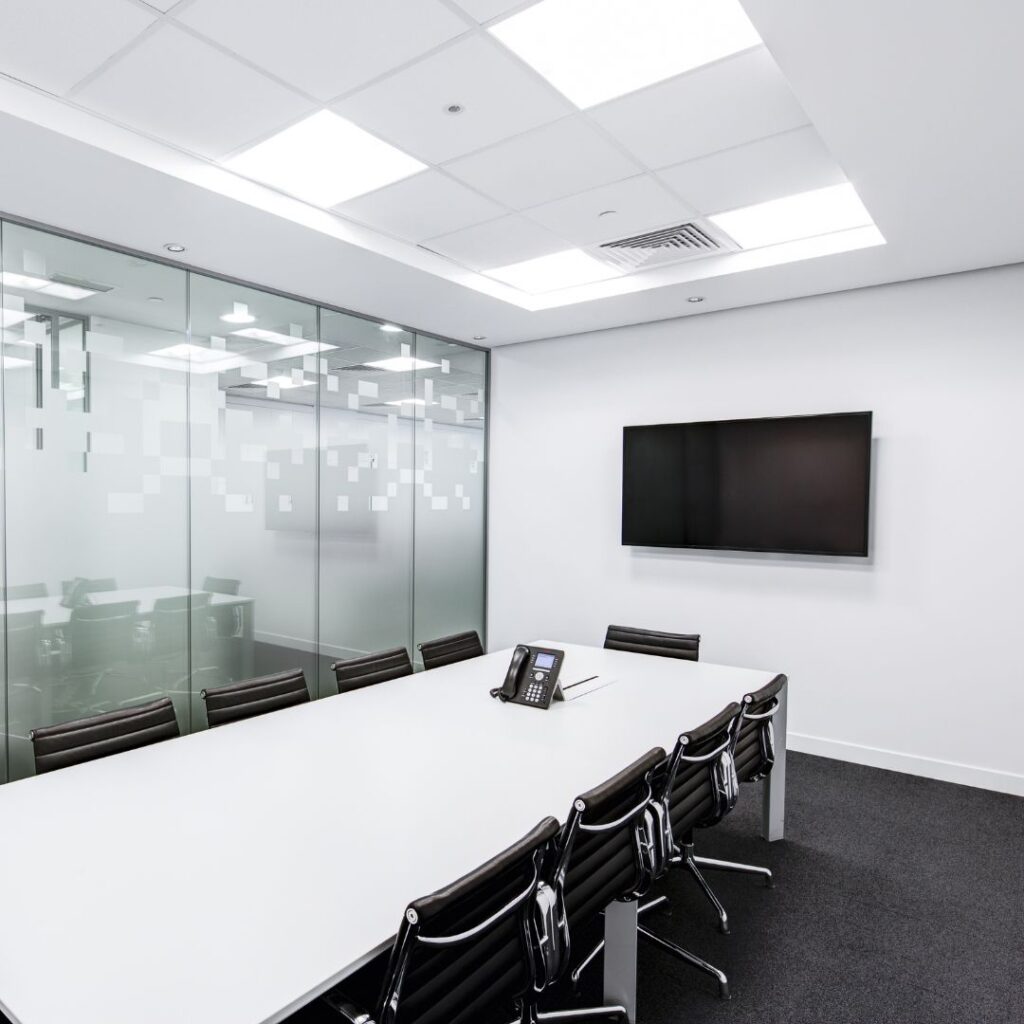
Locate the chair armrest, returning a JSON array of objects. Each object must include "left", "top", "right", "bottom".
[{"left": 321, "top": 992, "right": 375, "bottom": 1023}]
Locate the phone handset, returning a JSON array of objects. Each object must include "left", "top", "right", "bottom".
[{"left": 491, "top": 645, "right": 529, "bottom": 702}]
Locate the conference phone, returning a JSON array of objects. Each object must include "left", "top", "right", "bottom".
[{"left": 492, "top": 645, "right": 565, "bottom": 709}]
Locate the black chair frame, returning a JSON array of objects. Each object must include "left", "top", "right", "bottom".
[{"left": 417, "top": 630, "right": 484, "bottom": 671}]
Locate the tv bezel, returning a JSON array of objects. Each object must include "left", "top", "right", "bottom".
[{"left": 621, "top": 410, "right": 873, "bottom": 557}]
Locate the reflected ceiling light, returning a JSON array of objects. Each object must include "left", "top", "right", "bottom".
[
  {"left": 490, "top": 0, "right": 762, "bottom": 108},
  {"left": 365, "top": 356, "right": 440, "bottom": 372},
  {"left": 38, "top": 281, "right": 98, "bottom": 300},
  {"left": 386, "top": 397, "right": 428, "bottom": 406},
  {"left": 0, "top": 271, "right": 49, "bottom": 290},
  {"left": 379, "top": 323, "right": 404, "bottom": 333},
  {"left": 150, "top": 343, "right": 232, "bottom": 364},
  {"left": 709, "top": 183, "right": 874, "bottom": 249},
  {"left": 225, "top": 110, "right": 426, "bottom": 207},
  {"left": 687, "top": 296, "right": 705, "bottom": 303},
  {"left": 2, "top": 355, "right": 34, "bottom": 369},
  {"left": 1, "top": 308, "right": 33, "bottom": 328},
  {"left": 231, "top": 327, "right": 306, "bottom": 345},
  {"left": 485, "top": 249, "right": 621, "bottom": 293},
  {"left": 253, "top": 375, "right": 312, "bottom": 390},
  {"left": 221, "top": 302, "right": 256, "bottom": 324},
  {"left": 163, "top": 243, "right": 186, "bottom": 253},
  {"left": 0, "top": 272, "right": 98, "bottom": 300}
]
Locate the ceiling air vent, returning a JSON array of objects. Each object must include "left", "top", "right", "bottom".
[{"left": 592, "top": 221, "right": 736, "bottom": 273}]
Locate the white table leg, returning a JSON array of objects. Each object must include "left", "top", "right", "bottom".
[
  {"left": 762, "top": 683, "right": 788, "bottom": 841},
  {"left": 603, "top": 900, "right": 638, "bottom": 1022}
]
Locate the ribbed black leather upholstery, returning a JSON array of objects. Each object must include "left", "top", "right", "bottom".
[
  {"left": 666, "top": 703, "right": 741, "bottom": 841},
  {"left": 342, "top": 817, "right": 559, "bottom": 1024},
  {"left": 332, "top": 646, "right": 413, "bottom": 694},
  {"left": 202, "top": 668, "right": 309, "bottom": 728},
  {"left": 418, "top": 630, "right": 484, "bottom": 671},
  {"left": 30, "top": 697, "right": 180, "bottom": 775},
  {"left": 604, "top": 624, "right": 700, "bottom": 662},
  {"left": 561, "top": 748, "right": 666, "bottom": 931},
  {"left": 735, "top": 674, "right": 787, "bottom": 783}
]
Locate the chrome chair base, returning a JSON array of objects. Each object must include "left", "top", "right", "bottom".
[
  {"left": 693, "top": 853, "right": 774, "bottom": 888},
  {"left": 638, "top": 925, "right": 730, "bottom": 1000},
  {"left": 520, "top": 1006, "right": 628, "bottom": 1023}
]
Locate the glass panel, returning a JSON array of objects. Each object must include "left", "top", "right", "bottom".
[
  {"left": 1, "top": 223, "right": 188, "bottom": 778},
  {"left": 187, "top": 276, "right": 318, "bottom": 725},
  {"left": 317, "top": 312, "right": 414, "bottom": 693},
  {"left": 412, "top": 336, "right": 487, "bottom": 665}
]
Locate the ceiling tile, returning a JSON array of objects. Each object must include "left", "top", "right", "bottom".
[
  {"left": 425, "top": 214, "right": 566, "bottom": 270},
  {"left": 334, "top": 171, "right": 505, "bottom": 242},
  {"left": 177, "top": 0, "right": 468, "bottom": 101},
  {"left": 443, "top": 116, "right": 641, "bottom": 209},
  {"left": 590, "top": 48, "right": 809, "bottom": 170},
  {"left": 659, "top": 126, "right": 848, "bottom": 215},
  {"left": 524, "top": 174, "right": 695, "bottom": 247},
  {"left": 447, "top": 0, "right": 529, "bottom": 23},
  {"left": 335, "top": 35, "right": 572, "bottom": 164},
  {"left": 74, "top": 25, "right": 315, "bottom": 158},
  {"left": 0, "top": 0, "right": 156, "bottom": 96}
]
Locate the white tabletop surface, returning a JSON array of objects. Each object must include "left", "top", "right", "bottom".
[{"left": 0, "top": 642, "right": 777, "bottom": 1024}]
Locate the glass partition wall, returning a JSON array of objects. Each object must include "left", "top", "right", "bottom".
[{"left": 0, "top": 218, "right": 487, "bottom": 779}]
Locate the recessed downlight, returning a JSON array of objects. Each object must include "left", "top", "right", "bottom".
[
  {"left": 473, "top": 335, "right": 486, "bottom": 341},
  {"left": 163, "top": 243, "right": 186, "bottom": 253},
  {"left": 445, "top": 104, "right": 465, "bottom": 115},
  {"left": 688, "top": 296, "right": 705, "bottom": 303},
  {"left": 221, "top": 302, "right": 256, "bottom": 325}
]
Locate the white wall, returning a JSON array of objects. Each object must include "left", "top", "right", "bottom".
[{"left": 488, "top": 265, "right": 1024, "bottom": 795}]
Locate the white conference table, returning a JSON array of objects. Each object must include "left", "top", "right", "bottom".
[{"left": 0, "top": 641, "right": 786, "bottom": 1024}]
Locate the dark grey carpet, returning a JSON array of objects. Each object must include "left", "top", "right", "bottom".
[{"left": 296, "top": 752, "right": 1024, "bottom": 1024}]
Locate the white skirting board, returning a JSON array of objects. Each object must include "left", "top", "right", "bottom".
[{"left": 789, "top": 732, "right": 1024, "bottom": 797}]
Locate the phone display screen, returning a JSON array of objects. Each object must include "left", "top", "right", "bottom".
[{"left": 535, "top": 652, "right": 556, "bottom": 670}]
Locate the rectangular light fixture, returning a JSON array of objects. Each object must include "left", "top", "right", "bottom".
[
  {"left": 386, "top": 397, "right": 428, "bottom": 406},
  {"left": 709, "top": 183, "right": 874, "bottom": 249},
  {"left": 225, "top": 110, "right": 426, "bottom": 207},
  {"left": 39, "top": 281, "right": 97, "bottom": 300},
  {"left": 254, "top": 375, "right": 312, "bottom": 390},
  {"left": 1, "top": 308, "right": 33, "bottom": 328},
  {"left": 365, "top": 356, "right": 440, "bottom": 372},
  {"left": 0, "top": 271, "right": 49, "bottom": 290},
  {"left": 231, "top": 327, "right": 306, "bottom": 345},
  {"left": 490, "top": 0, "right": 762, "bottom": 108},
  {"left": 0, "top": 271, "right": 101, "bottom": 300},
  {"left": 151, "top": 343, "right": 232, "bottom": 364},
  {"left": 485, "top": 249, "right": 621, "bottom": 293},
  {"left": 3, "top": 355, "right": 34, "bottom": 369}
]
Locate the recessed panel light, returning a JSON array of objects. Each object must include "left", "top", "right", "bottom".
[
  {"left": 3, "top": 355, "right": 34, "bottom": 369},
  {"left": 232, "top": 327, "right": 306, "bottom": 345},
  {"left": 254, "top": 375, "right": 312, "bottom": 390},
  {"left": 0, "top": 271, "right": 49, "bottom": 290},
  {"left": 485, "top": 249, "right": 621, "bottom": 293},
  {"left": 221, "top": 302, "right": 256, "bottom": 324},
  {"left": 38, "top": 282, "right": 98, "bottom": 300},
  {"left": 490, "top": 0, "right": 762, "bottom": 108},
  {"left": 151, "top": 343, "right": 232, "bottom": 364},
  {"left": 225, "top": 110, "right": 426, "bottom": 207},
  {"left": 386, "top": 397, "right": 428, "bottom": 406},
  {"left": 1, "top": 308, "right": 33, "bottom": 328},
  {"left": 365, "top": 356, "right": 440, "bottom": 372},
  {"left": 379, "top": 324, "right": 404, "bottom": 333},
  {"left": 709, "top": 183, "right": 874, "bottom": 249}
]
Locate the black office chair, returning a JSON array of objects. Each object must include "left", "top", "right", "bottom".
[
  {"left": 604, "top": 624, "right": 700, "bottom": 661},
  {"left": 332, "top": 646, "right": 413, "bottom": 694},
  {"left": 532, "top": 748, "right": 666, "bottom": 1020},
  {"left": 418, "top": 630, "right": 484, "bottom": 671},
  {"left": 687, "top": 675, "right": 788, "bottom": 892},
  {"left": 30, "top": 696, "right": 180, "bottom": 775},
  {"left": 568, "top": 707, "right": 742, "bottom": 998},
  {"left": 202, "top": 576, "right": 241, "bottom": 595},
  {"left": 202, "top": 667, "right": 310, "bottom": 728},
  {"left": 323, "top": 816, "right": 562, "bottom": 1024},
  {"left": 1, "top": 582, "right": 48, "bottom": 600}
]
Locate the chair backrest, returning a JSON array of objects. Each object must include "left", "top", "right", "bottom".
[
  {"left": 151, "top": 594, "right": 211, "bottom": 654},
  {"left": 734, "top": 674, "right": 787, "bottom": 784},
  {"left": 372, "top": 816, "right": 559, "bottom": 1024},
  {"left": 604, "top": 624, "right": 700, "bottom": 661},
  {"left": 656, "top": 703, "right": 742, "bottom": 853},
  {"left": 332, "top": 647, "right": 413, "bottom": 694},
  {"left": 417, "top": 630, "right": 484, "bottom": 671},
  {"left": 30, "top": 697, "right": 180, "bottom": 775},
  {"left": 201, "top": 667, "right": 309, "bottom": 728},
  {"left": 5, "top": 610, "right": 44, "bottom": 678},
  {"left": 1, "top": 582, "right": 48, "bottom": 601},
  {"left": 550, "top": 748, "right": 666, "bottom": 939},
  {"left": 202, "top": 576, "right": 240, "bottom": 595},
  {"left": 69, "top": 601, "right": 139, "bottom": 670}
]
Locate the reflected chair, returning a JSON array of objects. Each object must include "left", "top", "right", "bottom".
[
  {"left": 30, "top": 696, "right": 180, "bottom": 774},
  {"left": 5, "top": 610, "right": 47, "bottom": 732},
  {"left": 59, "top": 600, "right": 140, "bottom": 715},
  {"left": 202, "top": 576, "right": 241, "bottom": 595},
  {"left": 332, "top": 646, "right": 414, "bottom": 694},
  {"left": 1, "top": 582, "right": 48, "bottom": 601},
  {"left": 418, "top": 630, "right": 484, "bottom": 671},
  {"left": 61, "top": 577, "right": 118, "bottom": 599},
  {"left": 534, "top": 748, "right": 666, "bottom": 1020},
  {"left": 202, "top": 667, "right": 309, "bottom": 728},
  {"left": 603, "top": 625, "right": 700, "bottom": 662},
  {"left": 323, "top": 816, "right": 563, "bottom": 1024},
  {"left": 145, "top": 594, "right": 221, "bottom": 697}
]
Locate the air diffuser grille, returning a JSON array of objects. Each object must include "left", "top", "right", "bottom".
[{"left": 594, "top": 221, "right": 734, "bottom": 272}]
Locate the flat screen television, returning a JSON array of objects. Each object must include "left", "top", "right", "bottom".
[{"left": 622, "top": 412, "right": 872, "bottom": 556}]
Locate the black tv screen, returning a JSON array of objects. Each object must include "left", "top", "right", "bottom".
[{"left": 622, "top": 412, "right": 872, "bottom": 556}]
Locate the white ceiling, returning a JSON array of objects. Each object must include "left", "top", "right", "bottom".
[{"left": 0, "top": 0, "right": 1022, "bottom": 346}]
